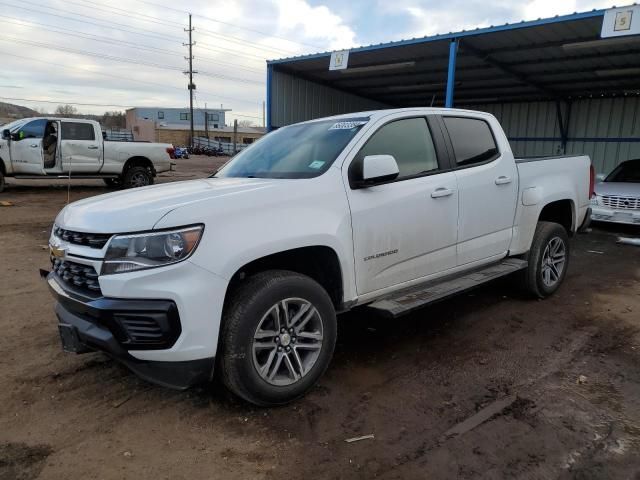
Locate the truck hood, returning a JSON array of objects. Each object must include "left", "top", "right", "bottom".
[
  {"left": 56, "top": 177, "right": 276, "bottom": 233},
  {"left": 594, "top": 181, "right": 640, "bottom": 197}
]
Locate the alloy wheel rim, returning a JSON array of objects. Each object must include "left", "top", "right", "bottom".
[
  {"left": 541, "top": 236, "right": 566, "bottom": 287},
  {"left": 252, "top": 298, "right": 324, "bottom": 386},
  {"left": 130, "top": 172, "right": 148, "bottom": 187}
]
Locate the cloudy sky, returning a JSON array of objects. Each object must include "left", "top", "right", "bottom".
[{"left": 0, "top": 0, "right": 619, "bottom": 123}]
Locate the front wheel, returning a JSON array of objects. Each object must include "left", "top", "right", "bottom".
[
  {"left": 521, "top": 221, "right": 570, "bottom": 298},
  {"left": 0, "top": 169, "right": 5, "bottom": 193},
  {"left": 122, "top": 166, "right": 153, "bottom": 189},
  {"left": 219, "top": 270, "right": 337, "bottom": 406}
]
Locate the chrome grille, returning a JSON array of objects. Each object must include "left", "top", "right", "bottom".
[
  {"left": 51, "top": 257, "right": 102, "bottom": 295},
  {"left": 53, "top": 226, "right": 112, "bottom": 249},
  {"left": 601, "top": 195, "right": 640, "bottom": 210}
]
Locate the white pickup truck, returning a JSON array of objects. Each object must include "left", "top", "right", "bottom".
[
  {"left": 0, "top": 117, "right": 175, "bottom": 192},
  {"left": 45, "top": 108, "right": 593, "bottom": 406}
]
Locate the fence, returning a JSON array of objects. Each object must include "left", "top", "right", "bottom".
[
  {"left": 193, "top": 137, "right": 250, "bottom": 155},
  {"left": 103, "top": 129, "right": 134, "bottom": 142}
]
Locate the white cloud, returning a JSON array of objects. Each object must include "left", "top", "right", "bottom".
[
  {"left": 274, "top": 0, "right": 357, "bottom": 50},
  {"left": 388, "top": 0, "right": 616, "bottom": 39}
]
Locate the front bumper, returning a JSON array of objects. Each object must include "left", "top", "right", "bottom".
[
  {"left": 591, "top": 206, "right": 640, "bottom": 225},
  {"left": 47, "top": 273, "right": 215, "bottom": 389}
]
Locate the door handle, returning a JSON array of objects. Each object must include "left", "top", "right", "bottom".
[
  {"left": 30, "top": 144, "right": 38, "bottom": 148},
  {"left": 87, "top": 145, "right": 99, "bottom": 150},
  {"left": 495, "top": 176, "right": 512, "bottom": 185},
  {"left": 431, "top": 187, "right": 454, "bottom": 198}
]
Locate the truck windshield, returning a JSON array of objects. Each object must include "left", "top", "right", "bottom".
[
  {"left": 215, "top": 118, "right": 368, "bottom": 179},
  {"left": 605, "top": 159, "right": 640, "bottom": 183},
  {"left": 1, "top": 119, "right": 27, "bottom": 132}
]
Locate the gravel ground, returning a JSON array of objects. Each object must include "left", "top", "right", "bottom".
[{"left": 1, "top": 156, "right": 639, "bottom": 480}]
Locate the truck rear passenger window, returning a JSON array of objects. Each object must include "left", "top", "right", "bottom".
[
  {"left": 443, "top": 117, "right": 498, "bottom": 166},
  {"left": 356, "top": 118, "right": 439, "bottom": 180},
  {"left": 61, "top": 123, "right": 95, "bottom": 141}
]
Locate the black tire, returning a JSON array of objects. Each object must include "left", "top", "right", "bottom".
[
  {"left": 0, "top": 169, "right": 5, "bottom": 193},
  {"left": 103, "top": 178, "right": 121, "bottom": 188},
  {"left": 122, "top": 166, "right": 153, "bottom": 189},
  {"left": 219, "top": 270, "right": 337, "bottom": 406},
  {"left": 521, "top": 221, "right": 570, "bottom": 298}
]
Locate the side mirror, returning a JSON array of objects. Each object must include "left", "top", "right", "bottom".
[
  {"left": 1, "top": 129, "right": 9, "bottom": 140},
  {"left": 595, "top": 173, "right": 606, "bottom": 182},
  {"left": 358, "top": 154, "right": 399, "bottom": 187}
]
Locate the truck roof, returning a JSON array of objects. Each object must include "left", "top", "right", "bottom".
[
  {"left": 297, "top": 107, "right": 495, "bottom": 125},
  {"left": 11, "top": 117, "right": 97, "bottom": 124}
]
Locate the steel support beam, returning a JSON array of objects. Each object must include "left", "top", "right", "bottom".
[
  {"left": 461, "top": 41, "right": 557, "bottom": 98},
  {"left": 555, "top": 100, "right": 572, "bottom": 154},
  {"left": 445, "top": 39, "right": 458, "bottom": 108},
  {"left": 266, "top": 64, "right": 273, "bottom": 132}
]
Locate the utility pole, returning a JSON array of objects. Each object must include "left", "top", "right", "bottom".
[
  {"left": 204, "top": 102, "right": 209, "bottom": 144},
  {"left": 233, "top": 119, "right": 238, "bottom": 155},
  {"left": 184, "top": 14, "right": 197, "bottom": 147}
]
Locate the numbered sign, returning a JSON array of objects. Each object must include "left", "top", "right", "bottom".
[
  {"left": 602, "top": 6, "right": 639, "bottom": 38},
  {"left": 329, "top": 50, "right": 350, "bottom": 71}
]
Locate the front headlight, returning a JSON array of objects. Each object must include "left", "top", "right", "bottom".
[
  {"left": 590, "top": 195, "right": 601, "bottom": 206},
  {"left": 102, "top": 225, "right": 204, "bottom": 275}
]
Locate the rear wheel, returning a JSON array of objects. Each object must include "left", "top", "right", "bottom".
[
  {"left": 122, "top": 166, "right": 153, "bottom": 189},
  {"left": 219, "top": 270, "right": 337, "bottom": 406},
  {"left": 0, "top": 169, "right": 5, "bottom": 193},
  {"left": 521, "top": 221, "right": 570, "bottom": 298}
]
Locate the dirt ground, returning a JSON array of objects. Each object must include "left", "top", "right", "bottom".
[{"left": 1, "top": 156, "right": 639, "bottom": 480}]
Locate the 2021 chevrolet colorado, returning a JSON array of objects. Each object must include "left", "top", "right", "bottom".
[
  {"left": 0, "top": 117, "right": 174, "bottom": 192},
  {"left": 46, "top": 108, "right": 593, "bottom": 406}
]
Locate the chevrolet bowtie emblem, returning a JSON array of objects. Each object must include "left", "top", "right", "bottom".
[{"left": 50, "top": 244, "right": 67, "bottom": 258}]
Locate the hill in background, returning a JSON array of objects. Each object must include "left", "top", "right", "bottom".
[
  {"left": 0, "top": 102, "right": 39, "bottom": 121},
  {"left": 0, "top": 102, "right": 125, "bottom": 129}
]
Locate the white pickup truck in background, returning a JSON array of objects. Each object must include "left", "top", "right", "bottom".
[
  {"left": 0, "top": 117, "right": 175, "bottom": 192},
  {"left": 45, "top": 108, "right": 593, "bottom": 406}
]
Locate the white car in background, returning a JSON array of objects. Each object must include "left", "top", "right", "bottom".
[{"left": 591, "top": 159, "right": 640, "bottom": 226}]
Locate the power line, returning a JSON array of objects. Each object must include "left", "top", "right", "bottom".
[
  {"left": 0, "top": 0, "right": 181, "bottom": 42},
  {"left": 0, "top": 96, "right": 264, "bottom": 119},
  {"left": 69, "top": 0, "right": 299, "bottom": 56},
  {"left": 0, "top": 13, "right": 265, "bottom": 74},
  {"left": 131, "top": 0, "right": 322, "bottom": 51},
  {"left": 0, "top": 34, "right": 264, "bottom": 85},
  {"left": 0, "top": 0, "right": 271, "bottom": 63},
  {"left": 0, "top": 96, "right": 135, "bottom": 108},
  {"left": 0, "top": 35, "right": 181, "bottom": 71},
  {"left": 0, "top": 48, "right": 264, "bottom": 107}
]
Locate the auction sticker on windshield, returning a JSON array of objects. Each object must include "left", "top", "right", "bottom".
[
  {"left": 329, "top": 121, "right": 368, "bottom": 130},
  {"left": 308, "top": 160, "right": 326, "bottom": 169}
]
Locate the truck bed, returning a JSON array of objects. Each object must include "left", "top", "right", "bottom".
[{"left": 515, "top": 155, "right": 586, "bottom": 163}]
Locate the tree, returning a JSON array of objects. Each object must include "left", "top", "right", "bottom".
[
  {"left": 237, "top": 120, "right": 255, "bottom": 128},
  {"left": 54, "top": 104, "right": 78, "bottom": 116},
  {"left": 101, "top": 111, "right": 126, "bottom": 129}
]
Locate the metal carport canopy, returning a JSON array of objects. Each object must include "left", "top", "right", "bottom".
[{"left": 266, "top": 6, "right": 640, "bottom": 122}]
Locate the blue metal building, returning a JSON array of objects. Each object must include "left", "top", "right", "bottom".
[{"left": 266, "top": 5, "right": 640, "bottom": 174}]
